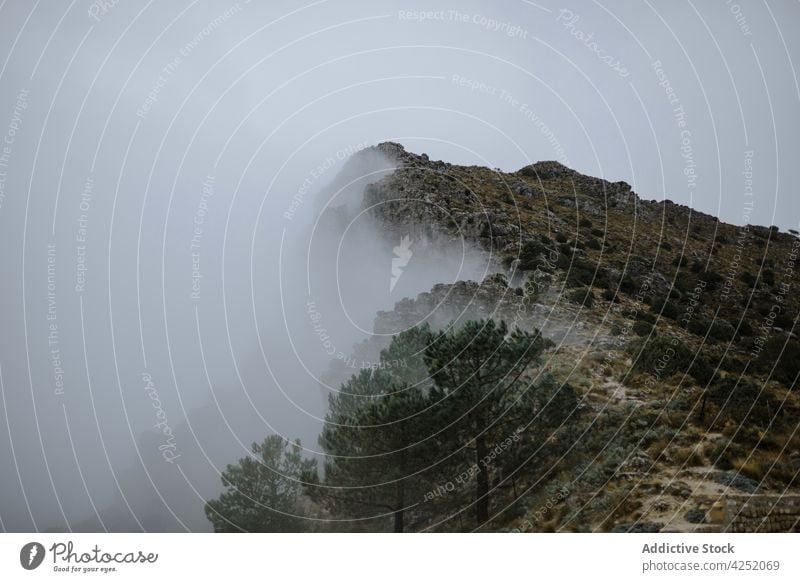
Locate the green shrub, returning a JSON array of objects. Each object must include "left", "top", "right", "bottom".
[
  {"left": 709, "top": 319, "right": 736, "bottom": 342},
  {"left": 739, "top": 271, "right": 757, "bottom": 287},
  {"left": 633, "top": 336, "right": 712, "bottom": 385},
  {"left": 579, "top": 217, "right": 593, "bottom": 228},
  {"left": 704, "top": 270, "right": 724, "bottom": 290},
  {"left": 736, "top": 319, "right": 753, "bottom": 337},
  {"left": 673, "top": 255, "right": 688, "bottom": 267},
  {"left": 518, "top": 239, "right": 557, "bottom": 271},
  {"left": 687, "top": 317, "right": 709, "bottom": 337},
  {"left": 586, "top": 238, "right": 602, "bottom": 250},
  {"left": 638, "top": 311, "right": 656, "bottom": 324},
  {"left": 567, "top": 287, "right": 594, "bottom": 308},
  {"left": 674, "top": 273, "right": 692, "bottom": 292},
  {"left": 720, "top": 355, "right": 746, "bottom": 375},
  {"left": 709, "top": 377, "right": 778, "bottom": 428},
  {"left": 564, "top": 258, "right": 603, "bottom": 288},
  {"left": 755, "top": 300, "right": 773, "bottom": 316},
  {"left": 651, "top": 296, "right": 679, "bottom": 319},
  {"left": 754, "top": 336, "right": 800, "bottom": 386},
  {"left": 774, "top": 311, "right": 794, "bottom": 330},
  {"left": 619, "top": 276, "right": 636, "bottom": 294},
  {"left": 633, "top": 320, "right": 653, "bottom": 336}
]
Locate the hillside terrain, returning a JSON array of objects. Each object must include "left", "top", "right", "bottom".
[
  {"left": 333, "top": 143, "right": 800, "bottom": 532},
  {"left": 209, "top": 142, "right": 800, "bottom": 533}
]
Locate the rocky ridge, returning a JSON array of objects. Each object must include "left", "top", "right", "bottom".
[{"left": 320, "top": 141, "right": 800, "bottom": 532}]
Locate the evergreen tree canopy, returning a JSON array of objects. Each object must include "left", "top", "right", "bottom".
[
  {"left": 205, "top": 435, "right": 315, "bottom": 532},
  {"left": 423, "top": 319, "right": 556, "bottom": 526},
  {"left": 314, "top": 368, "right": 438, "bottom": 532}
]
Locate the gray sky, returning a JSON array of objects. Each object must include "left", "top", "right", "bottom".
[{"left": 0, "top": 0, "right": 798, "bottom": 532}]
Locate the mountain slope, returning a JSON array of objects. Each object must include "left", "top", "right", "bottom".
[{"left": 318, "top": 142, "right": 800, "bottom": 532}]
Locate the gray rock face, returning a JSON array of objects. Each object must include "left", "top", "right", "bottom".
[
  {"left": 363, "top": 162, "right": 500, "bottom": 249},
  {"left": 352, "top": 144, "right": 640, "bottom": 260},
  {"left": 373, "top": 274, "right": 521, "bottom": 335},
  {"left": 373, "top": 274, "right": 614, "bottom": 349},
  {"left": 519, "top": 161, "right": 634, "bottom": 206},
  {"left": 316, "top": 143, "right": 622, "bottom": 386}
]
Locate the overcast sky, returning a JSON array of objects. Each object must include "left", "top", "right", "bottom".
[{"left": 0, "top": 0, "right": 798, "bottom": 532}]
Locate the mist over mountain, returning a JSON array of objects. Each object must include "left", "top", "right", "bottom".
[{"left": 0, "top": 1, "right": 798, "bottom": 536}]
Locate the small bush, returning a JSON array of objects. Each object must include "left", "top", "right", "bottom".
[
  {"left": 720, "top": 355, "right": 746, "bottom": 375},
  {"left": 739, "top": 271, "right": 757, "bottom": 287},
  {"left": 564, "top": 258, "right": 608, "bottom": 288},
  {"left": 586, "top": 238, "right": 602, "bottom": 250},
  {"left": 736, "top": 319, "right": 753, "bottom": 337},
  {"left": 708, "top": 319, "right": 736, "bottom": 342},
  {"left": 685, "top": 509, "right": 706, "bottom": 524},
  {"left": 704, "top": 270, "right": 724, "bottom": 290},
  {"left": 619, "top": 276, "right": 636, "bottom": 294},
  {"left": 633, "top": 320, "right": 653, "bottom": 336},
  {"left": 754, "top": 336, "right": 800, "bottom": 385},
  {"left": 674, "top": 273, "right": 692, "bottom": 292},
  {"left": 774, "top": 311, "right": 794, "bottom": 330},
  {"left": 686, "top": 317, "right": 704, "bottom": 336},
  {"left": 633, "top": 336, "right": 712, "bottom": 385},
  {"left": 638, "top": 311, "right": 657, "bottom": 324},
  {"left": 651, "top": 296, "right": 679, "bottom": 319},
  {"left": 713, "top": 471, "right": 759, "bottom": 493},
  {"left": 518, "top": 239, "right": 557, "bottom": 271},
  {"left": 579, "top": 217, "right": 593, "bottom": 228},
  {"left": 708, "top": 377, "right": 778, "bottom": 428},
  {"left": 567, "top": 287, "right": 594, "bottom": 308}
]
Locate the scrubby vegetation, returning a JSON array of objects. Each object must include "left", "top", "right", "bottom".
[
  {"left": 207, "top": 144, "right": 800, "bottom": 533},
  {"left": 208, "top": 320, "right": 580, "bottom": 532}
]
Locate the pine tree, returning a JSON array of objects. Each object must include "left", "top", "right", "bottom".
[
  {"left": 308, "top": 326, "right": 439, "bottom": 532},
  {"left": 205, "top": 436, "right": 316, "bottom": 532},
  {"left": 423, "top": 319, "right": 554, "bottom": 527},
  {"left": 311, "top": 368, "right": 438, "bottom": 532}
]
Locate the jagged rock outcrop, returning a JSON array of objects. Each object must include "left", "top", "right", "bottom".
[
  {"left": 315, "top": 141, "right": 800, "bottom": 533},
  {"left": 373, "top": 273, "right": 615, "bottom": 348},
  {"left": 373, "top": 274, "right": 521, "bottom": 335},
  {"left": 352, "top": 144, "right": 641, "bottom": 259}
]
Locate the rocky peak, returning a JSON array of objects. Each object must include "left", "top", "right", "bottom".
[
  {"left": 519, "top": 160, "right": 579, "bottom": 181},
  {"left": 374, "top": 141, "right": 407, "bottom": 160}
]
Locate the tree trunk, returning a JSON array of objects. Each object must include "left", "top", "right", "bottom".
[
  {"left": 475, "top": 434, "right": 489, "bottom": 526},
  {"left": 394, "top": 477, "right": 405, "bottom": 532},
  {"left": 393, "top": 507, "right": 404, "bottom": 533},
  {"left": 699, "top": 390, "right": 708, "bottom": 422}
]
